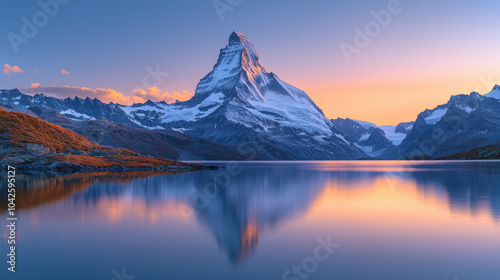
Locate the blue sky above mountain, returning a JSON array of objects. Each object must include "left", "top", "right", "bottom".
[{"left": 2, "top": 0, "right": 500, "bottom": 125}]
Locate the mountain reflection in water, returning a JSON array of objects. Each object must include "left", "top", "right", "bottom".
[{"left": 2, "top": 161, "right": 499, "bottom": 266}]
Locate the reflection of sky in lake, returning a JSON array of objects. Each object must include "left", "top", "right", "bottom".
[{"left": 1, "top": 161, "right": 499, "bottom": 280}]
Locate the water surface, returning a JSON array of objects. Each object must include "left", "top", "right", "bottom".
[{"left": 1, "top": 161, "right": 500, "bottom": 280}]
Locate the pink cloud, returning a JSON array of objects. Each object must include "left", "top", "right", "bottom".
[
  {"left": 3, "top": 64, "right": 26, "bottom": 74},
  {"left": 60, "top": 69, "right": 70, "bottom": 75},
  {"left": 20, "top": 85, "right": 193, "bottom": 105},
  {"left": 132, "top": 86, "right": 194, "bottom": 103}
]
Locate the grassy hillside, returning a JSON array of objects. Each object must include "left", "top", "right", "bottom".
[{"left": 0, "top": 108, "right": 199, "bottom": 170}]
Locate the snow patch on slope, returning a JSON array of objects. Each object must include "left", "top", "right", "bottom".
[
  {"left": 379, "top": 126, "right": 407, "bottom": 145},
  {"left": 424, "top": 108, "right": 447, "bottom": 125},
  {"left": 359, "top": 133, "right": 370, "bottom": 141},
  {"left": 486, "top": 85, "right": 500, "bottom": 99},
  {"left": 245, "top": 92, "right": 332, "bottom": 134},
  {"left": 352, "top": 119, "right": 377, "bottom": 130},
  {"left": 162, "top": 92, "right": 226, "bottom": 123},
  {"left": 120, "top": 92, "right": 226, "bottom": 125},
  {"left": 60, "top": 109, "right": 96, "bottom": 121},
  {"left": 456, "top": 105, "right": 474, "bottom": 113}
]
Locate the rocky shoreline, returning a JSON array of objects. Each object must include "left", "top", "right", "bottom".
[{"left": 1, "top": 160, "right": 220, "bottom": 173}]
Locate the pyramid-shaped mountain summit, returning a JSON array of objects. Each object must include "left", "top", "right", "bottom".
[
  {"left": 0, "top": 32, "right": 365, "bottom": 160},
  {"left": 3, "top": 32, "right": 500, "bottom": 160},
  {"left": 159, "top": 31, "right": 363, "bottom": 159}
]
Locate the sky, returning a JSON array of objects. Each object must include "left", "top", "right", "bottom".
[{"left": 1, "top": 0, "right": 500, "bottom": 125}]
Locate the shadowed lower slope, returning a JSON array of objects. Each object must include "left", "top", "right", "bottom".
[
  {"left": 0, "top": 108, "right": 200, "bottom": 171},
  {"left": 442, "top": 142, "right": 500, "bottom": 159}
]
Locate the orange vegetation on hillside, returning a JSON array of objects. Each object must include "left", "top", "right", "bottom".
[
  {"left": 0, "top": 108, "right": 193, "bottom": 169},
  {"left": 0, "top": 108, "right": 100, "bottom": 153}
]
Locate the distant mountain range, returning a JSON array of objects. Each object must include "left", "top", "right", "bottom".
[
  {"left": 331, "top": 118, "right": 413, "bottom": 157},
  {"left": 26, "top": 106, "right": 248, "bottom": 161},
  {"left": 1, "top": 31, "right": 500, "bottom": 161},
  {"left": 116, "top": 31, "right": 364, "bottom": 159},
  {"left": 382, "top": 86, "right": 500, "bottom": 159}
]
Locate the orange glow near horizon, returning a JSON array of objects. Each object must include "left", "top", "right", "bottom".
[
  {"left": 17, "top": 57, "right": 500, "bottom": 126},
  {"left": 302, "top": 176, "right": 499, "bottom": 230},
  {"left": 296, "top": 74, "right": 499, "bottom": 126},
  {"left": 265, "top": 38, "right": 500, "bottom": 125}
]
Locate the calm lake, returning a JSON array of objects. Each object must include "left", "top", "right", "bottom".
[{"left": 1, "top": 161, "right": 500, "bottom": 280}]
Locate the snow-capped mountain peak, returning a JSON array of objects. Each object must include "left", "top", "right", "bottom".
[
  {"left": 486, "top": 84, "right": 500, "bottom": 99},
  {"left": 0, "top": 31, "right": 366, "bottom": 160},
  {"left": 229, "top": 31, "right": 266, "bottom": 77},
  {"left": 185, "top": 31, "right": 337, "bottom": 136},
  {"left": 194, "top": 31, "right": 267, "bottom": 102},
  {"left": 126, "top": 31, "right": 365, "bottom": 159}
]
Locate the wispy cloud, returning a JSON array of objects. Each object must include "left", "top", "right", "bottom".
[
  {"left": 21, "top": 85, "right": 194, "bottom": 105},
  {"left": 60, "top": 69, "right": 70, "bottom": 75},
  {"left": 3, "top": 64, "right": 26, "bottom": 74},
  {"left": 22, "top": 85, "right": 141, "bottom": 104},
  {"left": 132, "top": 87, "right": 194, "bottom": 103}
]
